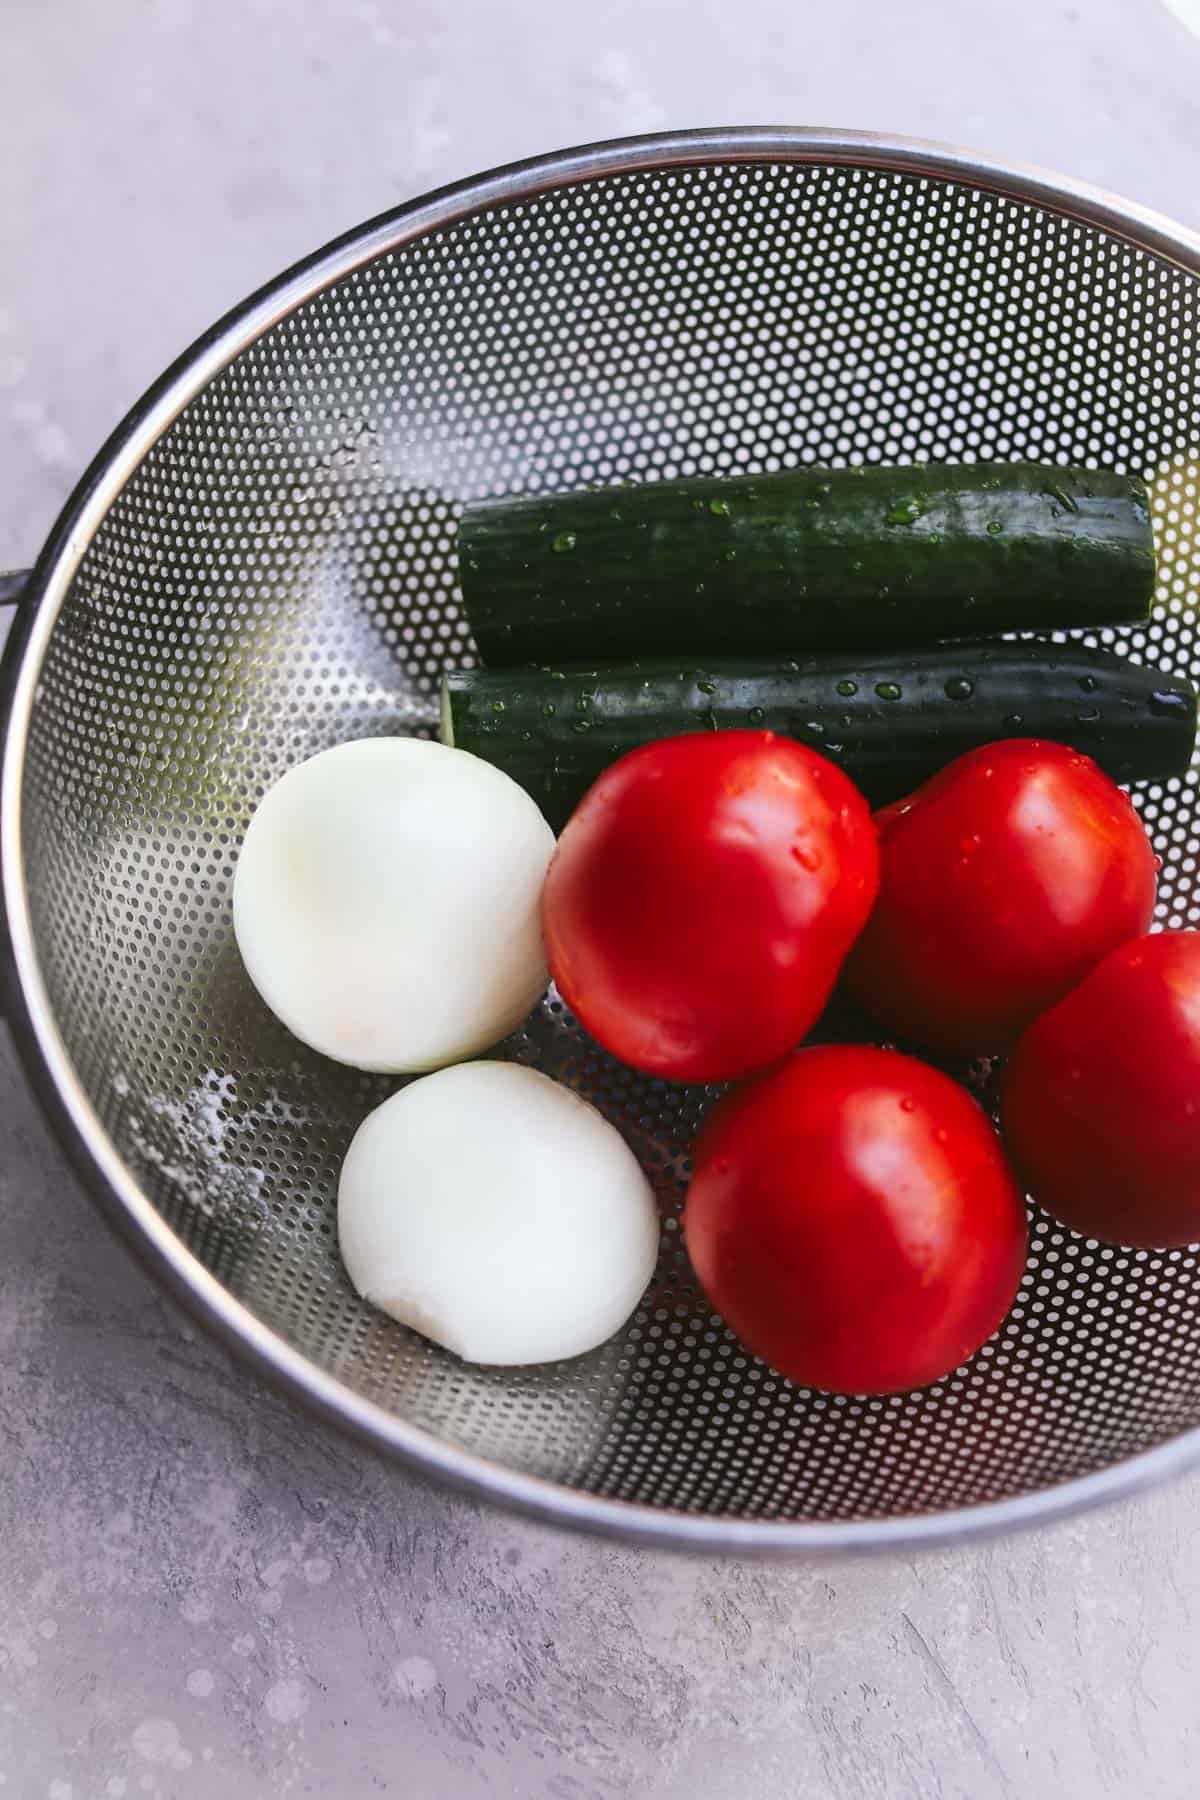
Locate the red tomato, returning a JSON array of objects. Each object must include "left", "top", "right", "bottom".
[
  {"left": 1003, "top": 930, "right": 1200, "bottom": 1247},
  {"left": 685, "top": 1045, "right": 1027, "bottom": 1394},
  {"left": 542, "top": 732, "right": 878, "bottom": 1082},
  {"left": 845, "top": 740, "right": 1157, "bottom": 1054}
]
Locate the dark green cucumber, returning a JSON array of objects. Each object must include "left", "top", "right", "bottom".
[
  {"left": 443, "top": 645, "right": 1195, "bottom": 831},
  {"left": 459, "top": 464, "right": 1155, "bottom": 665}
]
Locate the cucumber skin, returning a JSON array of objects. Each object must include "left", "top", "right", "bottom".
[
  {"left": 459, "top": 464, "right": 1155, "bottom": 665},
  {"left": 444, "top": 646, "right": 1195, "bottom": 832}
]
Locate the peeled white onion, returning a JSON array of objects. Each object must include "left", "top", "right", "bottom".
[
  {"left": 337, "top": 1061, "right": 660, "bottom": 1364},
  {"left": 233, "top": 737, "right": 555, "bottom": 1072}
]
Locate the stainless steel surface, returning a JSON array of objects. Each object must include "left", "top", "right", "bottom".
[{"left": 6, "top": 127, "right": 1200, "bottom": 1552}]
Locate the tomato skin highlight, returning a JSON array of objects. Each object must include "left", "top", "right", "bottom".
[
  {"left": 1003, "top": 930, "right": 1200, "bottom": 1248},
  {"left": 542, "top": 732, "right": 878, "bottom": 1082},
  {"left": 684, "top": 1045, "right": 1028, "bottom": 1395},
  {"left": 845, "top": 739, "right": 1158, "bottom": 1055}
]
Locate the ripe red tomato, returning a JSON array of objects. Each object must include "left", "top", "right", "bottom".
[
  {"left": 685, "top": 1045, "right": 1027, "bottom": 1394},
  {"left": 1003, "top": 930, "right": 1200, "bottom": 1247},
  {"left": 845, "top": 740, "right": 1157, "bottom": 1054},
  {"left": 542, "top": 732, "right": 878, "bottom": 1082}
]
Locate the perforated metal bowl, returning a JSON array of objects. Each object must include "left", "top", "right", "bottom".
[{"left": 5, "top": 128, "right": 1200, "bottom": 1554}]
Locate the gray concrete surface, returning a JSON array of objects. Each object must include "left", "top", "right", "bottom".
[{"left": 5, "top": 1, "right": 1200, "bottom": 1794}]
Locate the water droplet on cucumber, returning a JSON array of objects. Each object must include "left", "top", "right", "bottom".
[
  {"left": 887, "top": 497, "right": 923, "bottom": 526},
  {"left": 1042, "top": 482, "right": 1080, "bottom": 514}
]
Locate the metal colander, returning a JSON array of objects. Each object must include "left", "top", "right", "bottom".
[{"left": 6, "top": 128, "right": 1200, "bottom": 1553}]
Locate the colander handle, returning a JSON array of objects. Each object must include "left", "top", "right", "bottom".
[
  {"left": 0, "top": 570, "right": 31, "bottom": 1016},
  {"left": 0, "top": 571, "right": 28, "bottom": 611}
]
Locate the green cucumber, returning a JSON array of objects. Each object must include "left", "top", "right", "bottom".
[
  {"left": 443, "top": 645, "right": 1195, "bottom": 831},
  {"left": 458, "top": 464, "right": 1155, "bottom": 665}
]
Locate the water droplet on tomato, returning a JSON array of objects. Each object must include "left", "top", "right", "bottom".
[
  {"left": 791, "top": 844, "right": 822, "bottom": 871},
  {"left": 1153, "top": 854, "right": 1164, "bottom": 872},
  {"left": 899, "top": 1097, "right": 916, "bottom": 1112}
]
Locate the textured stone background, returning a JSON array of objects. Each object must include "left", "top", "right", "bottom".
[{"left": 4, "top": 2, "right": 1200, "bottom": 1795}]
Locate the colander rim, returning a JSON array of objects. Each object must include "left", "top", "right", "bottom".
[{"left": 6, "top": 124, "right": 1200, "bottom": 1555}]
